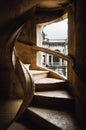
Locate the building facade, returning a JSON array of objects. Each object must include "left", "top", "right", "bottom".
[{"left": 42, "top": 38, "right": 68, "bottom": 76}]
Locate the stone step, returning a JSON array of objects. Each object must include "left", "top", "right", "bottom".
[
  {"left": 31, "top": 90, "right": 75, "bottom": 112},
  {"left": 29, "top": 70, "right": 49, "bottom": 81},
  {"left": 23, "top": 107, "right": 80, "bottom": 130},
  {"left": 34, "top": 77, "right": 68, "bottom": 91}
]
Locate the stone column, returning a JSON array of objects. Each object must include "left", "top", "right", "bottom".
[{"left": 36, "top": 24, "right": 43, "bottom": 66}]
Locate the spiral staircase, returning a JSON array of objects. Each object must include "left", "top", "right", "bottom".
[
  {"left": 0, "top": 0, "right": 85, "bottom": 129},
  {"left": 5, "top": 67, "right": 80, "bottom": 130}
]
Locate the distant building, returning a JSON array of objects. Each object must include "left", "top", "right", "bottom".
[{"left": 42, "top": 38, "right": 68, "bottom": 76}]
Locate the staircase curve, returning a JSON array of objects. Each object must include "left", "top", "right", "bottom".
[{"left": 0, "top": 29, "right": 34, "bottom": 130}]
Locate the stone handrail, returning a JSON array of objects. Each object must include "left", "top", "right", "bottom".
[{"left": 31, "top": 45, "right": 75, "bottom": 68}]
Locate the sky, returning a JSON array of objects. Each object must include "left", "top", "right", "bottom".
[{"left": 43, "top": 19, "right": 68, "bottom": 39}]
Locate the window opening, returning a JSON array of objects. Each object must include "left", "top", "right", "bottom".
[{"left": 37, "top": 18, "right": 68, "bottom": 77}]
